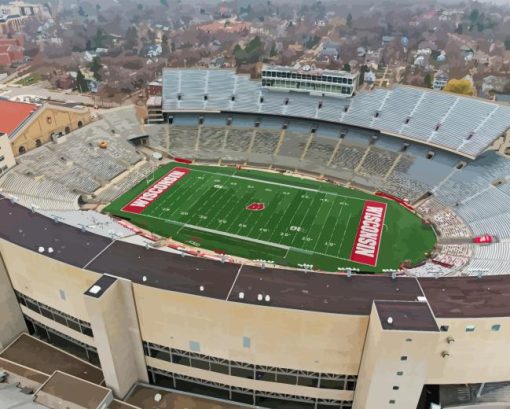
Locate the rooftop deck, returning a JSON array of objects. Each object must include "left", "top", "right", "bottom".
[{"left": 0, "top": 334, "right": 103, "bottom": 385}]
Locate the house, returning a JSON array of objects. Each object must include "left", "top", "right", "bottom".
[
  {"left": 381, "top": 36, "right": 395, "bottom": 45},
  {"left": 0, "top": 35, "right": 24, "bottom": 66},
  {"left": 319, "top": 41, "right": 340, "bottom": 62},
  {"left": 482, "top": 76, "right": 510, "bottom": 95},
  {"left": 433, "top": 71, "right": 448, "bottom": 90},
  {"left": 146, "top": 44, "right": 162, "bottom": 58}
]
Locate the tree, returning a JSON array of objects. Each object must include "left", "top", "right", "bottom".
[
  {"left": 125, "top": 26, "right": 138, "bottom": 49},
  {"left": 424, "top": 72, "right": 432, "bottom": 88},
  {"left": 161, "top": 34, "right": 170, "bottom": 57},
  {"left": 469, "top": 9, "right": 479, "bottom": 24},
  {"left": 505, "top": 36, "right": 510, "bottom": 51},
  {"left": 96, "top": 4, "right": 100, "bottom": 12},
  {"left": 455, "top": 23, "right": 463, "bottom": 34},
  {"left": 444, "top": 79, "right": 474, "bottom": 95},
  {"left": 90, "top": 57, "right": 102, "bottom": 81},
  {"left": 160, "top": 0, "right": 168, "bottom": 6},
  {"left": 137, "top": 3, "right": 143, "bottom": 11},
  {"left": 78, "top": 5, "right": 86, "bottom": 17},
  {"left": 346, "top": 13, "right": 352, "bottom": 28},
  {"left": 93, "top": 29, "right": 107, "bottom": 49},
  {"left": 76, "top": 70, "right": 89, "bottom": 93},
  {"left": 343, "top": 63, "right": 351, "bottom": 72},
  {"left": 359, "top": 64, "right": 369, "bottom": 85},
  {"left": 269, "top": 42, "right": 277, "bottom": 57}
]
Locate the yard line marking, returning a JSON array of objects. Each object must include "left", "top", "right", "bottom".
[
  {"left": 226, "top": 263, "right": 244, "bottom": 301},
  {"left": 274, "top": 193, "right": 306, "bottom": 245},
  {"left": 143, "top": 212, "right": 290, "bottom": 250},
  {"left": 152, "top": 175, "right": 200, "bottom": 219},
  {"left": 288, "top": 193, "right": 320, "bottom": 248},
  {"left": 303, "top": 194, "right": 330, "bottom": 251},
  {"left": 324, "top": 198, "right": 345, "bottom": 255},
  {"left": 312, "top": 198, "right": 336, "bottom": 252},
  {"left": 337, "top": 213, "right": 352, "bottom": 258},
  {"left": 253, "top": 191, "right": 288, "bottom": 240},
  {"left": 191, "top": 168, "right": 366, "bottom": 201}
]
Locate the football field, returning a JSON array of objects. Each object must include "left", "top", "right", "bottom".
[{"left": 104, "top": 163, "right": 436, "bottom": 272}]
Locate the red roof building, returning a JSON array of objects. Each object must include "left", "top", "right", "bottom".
[
  {"left": 0, "top": 36, "right": 24, "bottom": 65},
  {"left": 0, "top": 99, "right": 38, "bottom": 135}
]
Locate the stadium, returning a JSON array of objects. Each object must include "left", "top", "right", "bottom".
[{"left": 1, "top": 66, "right": 510, "bottom": 409}]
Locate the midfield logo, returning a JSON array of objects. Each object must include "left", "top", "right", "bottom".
[{"left": 246, "top": 202, "right": 265, "bottom": 211}]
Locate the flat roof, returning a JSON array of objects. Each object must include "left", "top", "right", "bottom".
[
  {"left": 88, "top": 240, "right": 240, "bottom": 300},
  {"left": 0, "top": 334, "right": 103, "bottom": 385},
  {"left": 0, "top": 197, "right": 113, "bottom": 268},
  {"left": 108, "top": 400, "right": 140, "bottom": 409},
  {"left": 35, "top": 371, "right": 110, "bottom": 409},
  {"left": 126, "top": 385, "right": 250, "bottom": 409},
  {"left": 85, "top": 275, "right": 117, "bottom": 298},
  {"left": 229, "top": 265, "right": 424, "bottom": 315},
  {"left": 0, "top": 358, "right": 49, "bottom": 385},
  {"left": 0, "top": 99, "right": 38, "bottom": 135},
  {"left": 375, "top": 301, "right": 439, "bottom": 332},
  {"left": 419, "top": 276, "right": 510, "bottom": 318},
  {"left": 2, "top": 194, "right": 510, "bottom": 318}
]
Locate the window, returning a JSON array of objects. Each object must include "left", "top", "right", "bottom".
[
  {"left": 492, "top": 324, "right": 501, "bottom": 332},
  {"left": 35, "top": 139, "right": 42, "bottom": 147},
  {"left": 396, "top": 371, "right": 403, "bottom": 376},
  {"left": 389, "top": 400, "right": 396, "bottom": 404},
  {"left": 393, "top": 386, "right": 399, "bottom": 390},
  {"left": 405, "top": 338, "right": 412, "bottom": 342},
  {"left": 426, "top": 151, "right": 435, "bottom": 160},
  {"left": 243, "top": 336, "right": 251, "bottom": 349},
  {"left": 0, "top": 155, "right": 4, "bottom": 162},
  {"left": 189, "top": 341, "right": 200, "bottom": 352},
  {"left": 440, "top": 325, "right": 449, "bottom": 332},
  {"left": 59, "top": 289, "right": 66, "bottom": 301},
  {"left": 466, "top": 325, "right": 476, "bottom": 332},
  {"left": 400, "top": 356, "right": 407, "bottom": 361}
]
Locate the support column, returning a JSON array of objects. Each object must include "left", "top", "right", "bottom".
[
  {"left": 83, "top": 275, "right": 148, "bottom": 398},
  {"left": 0, "top": 252, "right": 27, "bottom": 349},
  {"left": 353, "top": 300, "right": 440, "bottom": 409}
]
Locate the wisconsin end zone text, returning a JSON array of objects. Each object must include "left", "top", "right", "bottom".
[
  {"left": 350, "top": 201, "right": 387, "bottom": 267},
  {"left": 122, "top": 168, "right": 191, "bottom": 214}
]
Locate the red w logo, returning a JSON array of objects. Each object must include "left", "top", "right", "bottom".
[{"left": 246, "top": 202, "right": 265, "bottom": 211}]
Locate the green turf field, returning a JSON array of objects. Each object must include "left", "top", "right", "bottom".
[{"left": 104, "top": 163, "right": 436, "bottom": 272}]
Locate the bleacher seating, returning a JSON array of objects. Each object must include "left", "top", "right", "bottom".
[{"left": 160, "top": 69, "right": 510, "bottom": 158}]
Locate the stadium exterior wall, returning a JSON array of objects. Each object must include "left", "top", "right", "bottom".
[{"left": 4, "top": 234, "right": 510, "bottom": 407}]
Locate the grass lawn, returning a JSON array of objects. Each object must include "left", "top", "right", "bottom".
[{"left": 104, "top": 163, "right": 436, "bottom": 272}]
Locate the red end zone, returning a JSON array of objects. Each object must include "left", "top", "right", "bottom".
[
  {"left": 350, "top": 201, "right": 387, "bottom": 267},
  {"left": 122, "top": 167, "right": 190, "bottom": 214}
]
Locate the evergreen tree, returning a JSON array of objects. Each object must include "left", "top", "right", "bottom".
[
  {"left": 125, "top": 26, "right": 138, "bottom": 49},
  {"left": 347, "top": 13, "right": 352, "bottom": 28},
  {"left": 424, "top": 72, "right": 432, "bottom": 88},
  {"left": 76, "top": 70, "right": 89, "bottom": 93},
  {"left": 90, "top": 57, "right": 102, "bottom": 81}
]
